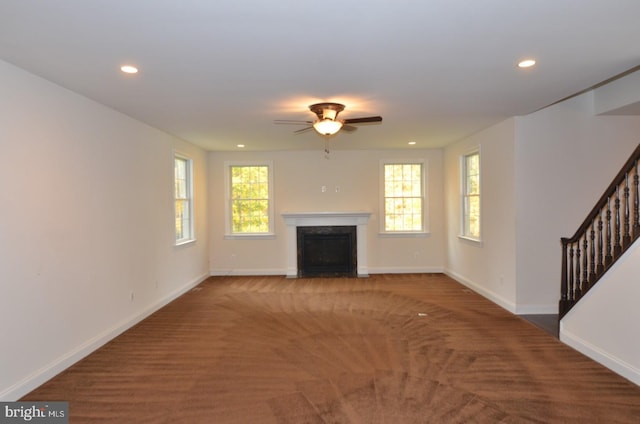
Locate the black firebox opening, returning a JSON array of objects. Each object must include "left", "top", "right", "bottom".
[{"left": 297, "top": 226, "right": 357, "bottom": 277}]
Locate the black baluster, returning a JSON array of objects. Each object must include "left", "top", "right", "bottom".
[
  {"left": 605, "top": 197, "right": 613, "bottom": 265},
  {"left": 568, "top": 245, "right": 575, "bottom": 303},
  {"left": 575, "top": 243, "right": 582, "bottom": 299},
  {"left": 623, "top": 173, "right": 631, "bottom": 247},
  {"left": 589, "top": 226, "right": 596, "bottom": 284},
  {"left": 614, "top": 188, "right": 622, "bottom": 256},
  {"left": 634, "top": 160, "right": 639, "bottom": 237},
  {"left": 597, "top": 214, "right": 604, "bottom": 274},
  {"left": 582, "top": 237, "right": 588, "bottom": 293}
]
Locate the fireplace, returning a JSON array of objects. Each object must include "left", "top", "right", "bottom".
[
  {"left": 297, "top": 226, "right": 357, "bottom": 277},
  {"left": 281, "top": 212, "right": 371, "bottom": 278}
]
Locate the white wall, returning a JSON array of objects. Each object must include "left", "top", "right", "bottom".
[
  {"left": 443, "top": 77, "right": 640, "bottom": 316},
  {"left": 3, "top": 55, "right": 638, "bottom": 399},
  {"left": 514, "top": 91, "right": 640, "bottom": 312},
  {"left": 208, "top": 149, "right": 445, "bottom": 275},
  {"left": 0, "top": 61, "right": 209, "bottom": 400},
  {"left": 551, "top": 70, "right": 640, "bottom": 386},
  {"left": 440, "top": 78, "right": 640, "bottom": 386},
  {"left": 444, "top": 119, "right": 518, "bottom": 311},
  {"left": 561, "top": 241, "right": 640, "bottom": 385}
]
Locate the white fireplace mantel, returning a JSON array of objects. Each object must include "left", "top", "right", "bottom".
[{"left": 281, "top": 211, "right": 371, "bottom": 277}]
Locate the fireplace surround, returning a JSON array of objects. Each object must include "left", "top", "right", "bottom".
[{"left": 281, "top": 212, "right": 371, "bottom": 278}]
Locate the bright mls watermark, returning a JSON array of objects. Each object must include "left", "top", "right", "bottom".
[{"left": 0, "top": 402, "right": 68, "bottom": 423}]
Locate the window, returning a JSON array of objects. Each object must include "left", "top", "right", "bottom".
[
  {"left": 174, "top": 155, "right": 194, "bottom": 244},
  {"left": 461, "top": 150, "right": 480, "bottom": 240},
  {"left": 226, "top": 162, "right": 274, "bottom": 236},
  {"left": 381, "top": 161, "right": 426, "bottom": 233}
]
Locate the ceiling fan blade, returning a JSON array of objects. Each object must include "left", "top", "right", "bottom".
[
  {"left": 274, "top": 119, "right": 314, "bottom": 125},
  {"left": 342, "top": 125, "right": 358, "bottom": 133},
  {"left": 294, "top": 126, "right": 313, "bottom": 134},
  {"left": 343, "top": 116, "right": 383, "bottom": 124}
]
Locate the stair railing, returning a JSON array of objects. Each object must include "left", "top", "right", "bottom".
[{"left": 559, "top": 143, "right": 640, "bottom": 318}]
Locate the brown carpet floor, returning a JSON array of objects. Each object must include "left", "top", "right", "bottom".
[{"left": 22, "top": 274, "right": 640, "bottom": 423}]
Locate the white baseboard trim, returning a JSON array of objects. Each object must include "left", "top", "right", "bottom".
[
  {"left": 210, "top": 267, "right": 448, "bottom": 277},
  {"left": 368, "top": 266, "right": 444, "bottom": 274},
  {"left": 560, "top": 326, "right": 640, "bottom": 386},
  {"left": 444, "top": 269, "right": 517, "bottom": 313},
  {"left": 210, "top": 268, "right": 285, "bottom": 276},
  {"left": 443, "top": 270, "right": 557, "bottom": 315},
  {"left": 0, "top": 273, "right": 209, "bottom": 401}
]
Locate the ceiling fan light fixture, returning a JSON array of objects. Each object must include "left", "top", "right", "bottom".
[
  {"left": 275, "top": 101, "right": 381, "bottom": 139},
  {"left": 313, "top": 118, "right": 343, "bottom": 136}
]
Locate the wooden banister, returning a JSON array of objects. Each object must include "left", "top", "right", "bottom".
[{"left": 559, "top": 143, "right": 640, "bottom": 318}]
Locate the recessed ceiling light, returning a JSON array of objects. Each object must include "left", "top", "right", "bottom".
[
  {"left": 237, "top": 144, "right": 245, "bottom": 148},
  {"left": 120, "top": 65, "right": 139, "bottom": 74},
  {"left": 517, "top": 59, "right": 536, "bottom": 68},
  {"left": 408, "top": 141, "right": 416, "bottom": 145}
]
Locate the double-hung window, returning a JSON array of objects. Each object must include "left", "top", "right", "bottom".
[
  {"left": 174, "top": 154, "right": 194, "bottom": 244},
  {"left": 225, "top": 162, "right": 274, "bottom": 237},
  {"left": 381, "top": 160, "right": 426, "bottom": 234},
  {"left": 461, "top": 150, "right": 480, "bottom": 240}
]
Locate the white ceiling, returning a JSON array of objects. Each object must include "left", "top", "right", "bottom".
[{"left": 2, "top": 1, "right": 640, "bottom": 151}]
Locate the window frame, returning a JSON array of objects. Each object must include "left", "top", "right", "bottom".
[
  {"left": 174, "top": 153, "right": 195, "bottom": 246},
  {"left": 379, "top": 159, "right": 429, "bottom": 237},
  {"left": 459, "top": 148, "right": 481, "bottom": 243},
  {"left": 224, "top": 161, "right": 275, "bottom": 239}
]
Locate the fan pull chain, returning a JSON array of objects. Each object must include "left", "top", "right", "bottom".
[{"left": 324, "top": 139, "right": 330, "bottom": 159}]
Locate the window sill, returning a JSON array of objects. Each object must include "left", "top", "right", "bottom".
[
  {"left": 458, "top": 235, "right": 483, "bottom": 246},
  {"left": 175, "top": 238, "right": 196, "bottom": 247},
  {"left": 224, "top": 233, "right": 276, "bottom": 240},
  {"left": 378, "top": 231, "right": 430, "bottom": 238}
]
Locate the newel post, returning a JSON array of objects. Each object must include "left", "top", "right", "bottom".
[{"left": 560, "top": 238, "right": 569, "bottom": 317}]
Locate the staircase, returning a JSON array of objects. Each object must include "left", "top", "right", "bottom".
[{"left": 559, "top": 143, "right": 640, "bottom": 318}]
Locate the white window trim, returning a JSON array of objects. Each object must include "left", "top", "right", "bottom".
[
  {"left": 174, "top": 152, "right": 195, "bottom": 246},
  {"left": 459, "top": 147, "right": 481, "bottom": 243},
  {"left": 224, "top": 160, "right": 275, "bottom": 239},
  {"left": 378, "top": 158, "right": 429, "bottom": 237}
]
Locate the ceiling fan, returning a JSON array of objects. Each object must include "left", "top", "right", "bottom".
[{"left": 275, "top": 102, "right": 382, "bottom": 136}]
